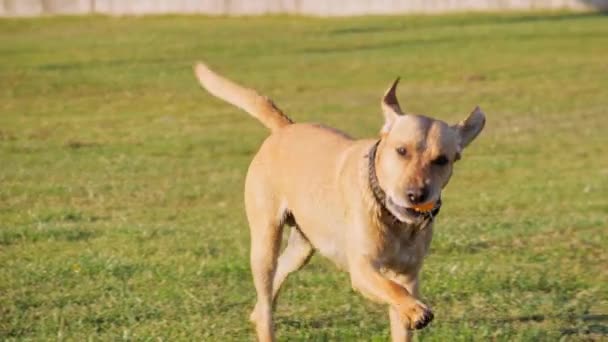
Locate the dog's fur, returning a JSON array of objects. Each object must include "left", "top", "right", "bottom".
[{"left": 194, "top": 62, "right": 485, "bottom": 342}]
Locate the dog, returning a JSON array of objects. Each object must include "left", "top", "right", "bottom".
[{"left": 194, "top": 62, "right": 485, "bottom": 341}]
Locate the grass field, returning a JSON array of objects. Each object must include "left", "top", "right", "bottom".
[{"left": 1, "top": 11, "right": 607, "bottom": 341}]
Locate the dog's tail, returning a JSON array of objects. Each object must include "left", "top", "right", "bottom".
[{"left": 194, "top": 62, "right": 293, "bottom": 132}]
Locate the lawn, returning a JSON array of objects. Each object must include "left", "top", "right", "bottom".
[{"left": 0, "top": 11, "right": 607, "bottom": 341}]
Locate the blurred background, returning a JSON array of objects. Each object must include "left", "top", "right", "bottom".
[
  {"left": 1, "top": 1, "right": 607, "bottom": 341},
  {"left": 2, "top": 0, "right": 608, "bottom": 16}
]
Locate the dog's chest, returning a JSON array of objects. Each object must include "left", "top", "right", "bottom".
[{"left": 378, "top": 225, "right": 432, "bottom": 273}]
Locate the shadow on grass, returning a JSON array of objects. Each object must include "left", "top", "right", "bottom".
[
  {"left": 465, "top": 313, "right": 606, "bottom": 323},
  {"left": 330, "top": 12, "right": 607, "bottom": 35},
  {"left": 302, "top": 27, "right": 607, "bottom": 55},
  {"left": 562, "top": 324, "right": 608, "bottom": 337},
  {"left": 36, "top": 57, "right": 188, "bottom": 71},
  {"left": 448, "top": 313, "right": 608, "bottom": 337}
]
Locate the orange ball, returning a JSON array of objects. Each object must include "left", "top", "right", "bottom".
[{"left": 413, "top": 201, "right": 435, "bottom": 212}]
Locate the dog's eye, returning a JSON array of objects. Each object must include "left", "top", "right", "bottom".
[
  {"left": 395, "top": 147, "right": 407, "bottom": 156},
  {"left": 432, "top": 155, "right": 449, "bottom": 166}
]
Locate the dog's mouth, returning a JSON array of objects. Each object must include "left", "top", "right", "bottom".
[{"left": 387, "top": 197, "right": 439, "bottom": 223}]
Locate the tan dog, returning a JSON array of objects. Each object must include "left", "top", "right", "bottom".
[{"left": 194, "top": 62, "right": 485, "bottom": 342}]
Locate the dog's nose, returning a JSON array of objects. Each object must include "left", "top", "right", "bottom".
[{"left": 407, "top": 187, "right": 428, "bottom": 205}]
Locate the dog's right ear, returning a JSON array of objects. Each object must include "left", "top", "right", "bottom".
[{"left": 380, "top": 78, "right": 404, "bottom": 136}]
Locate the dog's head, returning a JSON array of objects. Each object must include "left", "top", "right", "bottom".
[{"left": 374, "top": 79, "right": 485, "bottom": 224}]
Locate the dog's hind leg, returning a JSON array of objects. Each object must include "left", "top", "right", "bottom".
[
  {"left": 246, "top": 203, "right": 283, "bottom": 342},
  {"left": 271, "top": 226, "right": 314, "bottom": 303}
]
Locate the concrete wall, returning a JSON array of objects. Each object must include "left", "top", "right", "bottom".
[
  {"left": 2, "top": 0, "right": 607, "bottom": 17},
  {"left": 2, "top": 0, "right": 91, "bottom": 16}
]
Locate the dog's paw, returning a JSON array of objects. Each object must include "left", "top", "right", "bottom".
[{"left": 397, "top": 300, "right": 434, "bottom": 330}]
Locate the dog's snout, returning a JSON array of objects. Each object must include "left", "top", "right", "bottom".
[{"left": 407, "top": 187, "right": 429, "bottom": 205}]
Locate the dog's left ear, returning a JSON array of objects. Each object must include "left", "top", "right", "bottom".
[
  {"left": 380, "top": 78, "right": 404, "bottom": 135},
  {"left": 453, "top": 106, "right": 486, "bottom": 149}
]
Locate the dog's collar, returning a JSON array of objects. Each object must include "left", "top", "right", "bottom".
[{"left": 367, "top": 140, "right": 441, "bottom": 226}]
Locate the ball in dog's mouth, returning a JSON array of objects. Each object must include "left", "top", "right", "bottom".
[{"left": 387, "top": 197, "right": 436, "bottom": 222}]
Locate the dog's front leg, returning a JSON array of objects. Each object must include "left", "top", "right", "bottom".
[
  {"left": 389, "top": 306, "right": 412, "bottom": 342},
  {"left": 388, "top": 277, "right": 419, "bottom": 342},
  {"left": 349, "top": 260, "right": 433, "bottom": 331}
]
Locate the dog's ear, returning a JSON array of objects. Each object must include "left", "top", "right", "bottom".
[
  {"left": 453, "top": 106, "right": 486, "bottom": 149},
  {"left": 380, "top": 78, "right": 404, "bottom": 135}
]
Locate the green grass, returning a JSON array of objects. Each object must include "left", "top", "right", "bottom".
[{"left": 1, "top": 12, "right": 607, "bottom": 341}]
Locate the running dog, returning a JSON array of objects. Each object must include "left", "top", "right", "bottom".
[{"left": 194, "top": 62, "right": 485, "bottom": 341}]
